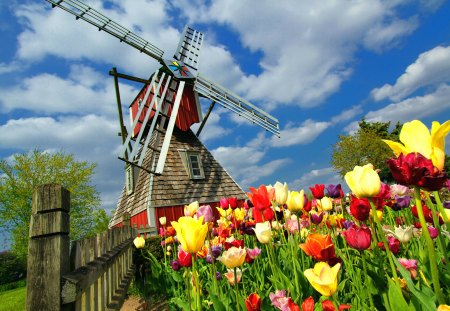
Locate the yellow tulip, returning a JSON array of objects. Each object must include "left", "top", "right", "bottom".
[
  {"left": 219, "top": 246, "right": 247, "bottom": 269},
  {"left": 437, "top": 305, "right": 450, "bottom": 311},
  {"left": 233, "top": 208, "right": 246, "bottom": 221},
  {"left": 184, "top": 201, "right": 199, "bottom": 217},
  {"left": 133, "top": 236, "right": 145, "bottom": 249},
  {"left": 286, "top": 190, "right": 305, "bottom": 212},
  {"left": 344, "top": 164, "right": 380, "bottom": 198},
  {"left": 304, "top": 261, "right": 341, "bottom": 297},
  {"left": 318, "top": 197, "right": 333, "bottom": 212},
  {"left": 171, "top": 216, "right": 208, "bottom": 254},
  {"left": 383, "top": 120, "right": 450, "bottom": 171},
  {"left": 273, "top": 181, "right": 289, "bottom": 205},
  {"left": 254, "top": 221, "right": 272, "bottom": 244}
]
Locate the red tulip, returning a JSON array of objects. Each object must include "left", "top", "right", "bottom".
[
  {"left": 247, "top": 185, "right": 274, "bottom": 210},
  {"left": 220, "top": 197, "right": 230, "bottom": 209},
  {"left": 224, "top": 239, "right": 244, "bottom": 250},
  {"left": 322, "top": 300, "right": 336, "bottom": 311},
  {"left": 229, "top": 197, "right": 238, "bottom": 209},
  {"left": 386, "top": 153, "right": 448, "bottom": 191},
  {"left": 310, "top": 184, "right": 325, "bottom": 199},
  {"left": 342, "top": 224, "right": 372, "bottom": 251},
  {"left": 301, "top": 296, "right": 315, "bottom": 311},
  {"left": 299, "top": 233, "right": 337, "bottom": 262},
  {"left": 245, "top": 293, "right": 262, "bottom": 311},
  {"left": 288, "top": 298, "right": 301, "bottom": 311},
  {"left": 349, "top": 195, "right": 371, "bottom": 221},
  {"left": 177, "top": 249, "right": 192, "bottom": 267},
  {"left": 252, "top": 205, "right": 275, "bottom": 223}
]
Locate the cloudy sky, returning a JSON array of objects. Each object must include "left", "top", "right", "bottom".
[{"left": 1, "top": 0, "right": 450, "bottom": 216}]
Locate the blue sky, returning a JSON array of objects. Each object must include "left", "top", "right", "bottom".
[{"left": 1, "top": 0, "right": 450, "bottom": 218}]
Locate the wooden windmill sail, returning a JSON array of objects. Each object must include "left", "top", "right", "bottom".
[{"left": 46, "top": 0, "right": 280, "bottom": 177}]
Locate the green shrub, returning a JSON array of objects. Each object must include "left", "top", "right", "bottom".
[{"left": 0, "top": 251, "right": 27, "bottom": 285}]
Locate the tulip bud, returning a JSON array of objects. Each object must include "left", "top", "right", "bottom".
[
  {"left": 159, "top": 216, "right": 167, "bottom": 226},
  {"left": 254, "top": 221, "right": 272, "bottom": 244},
  {"left": 133, "top": 236, "right": 145, "bottom": 249}
]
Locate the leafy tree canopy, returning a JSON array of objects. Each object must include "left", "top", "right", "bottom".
[
  {"left": 0, "top": 149, "right": 106, "bottom": 259},
  {"left": 331, "top": 119, "right": 401, "bottom": 182}
]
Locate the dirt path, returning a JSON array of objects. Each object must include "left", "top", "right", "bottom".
[{"left": 121, "top": 295, "right": 169, "bottom": 311}]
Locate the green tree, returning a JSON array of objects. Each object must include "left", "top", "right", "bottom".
[
  {"left": 0, "top": 149, "right": 102, "bottom": 259},
  {"left": 331, "top": 119, "right": 402, "bottom": 182}
]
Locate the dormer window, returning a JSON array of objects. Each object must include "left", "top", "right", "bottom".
[{"left": 179, "top": 150, "right": 205, "bottom": 179}]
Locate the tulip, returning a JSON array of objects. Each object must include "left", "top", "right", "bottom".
[
  {"left": 171, "top": 216, "right": 208, "bottom": 254},
  {"left": 286, "top": 190, "right": 305, "bottom": 212},
  {"left": 386, "top": 153, "right": 447, "bottom": 191},
  {"left": 345, "top": 164, "right": 381, "bottom": 198},
  {"left": 253, "top": 221, "right": 272, "bottom": 244},
  {"left": 310, "top": 211, "right": 324, "bottom": 225},
  {"left": 398, "top": 258, "right": 418, "bottom": 279},
  {"left": 245, "top": 293, "right": 262, "bottom": 311},
  {"left": 196, "top": 204, "right": 214, "bottom": 223},
  {"left": 247, "top": 185, "right": 274, "bottom": 210},
  {"left": 177, "top": 249, "right": 192, "bottom": 267},
  {"left": 383, "top": 119, "right": 450, "bottom": 171},
  {"left": 285, "top": 218, "right": 299, "bottom": 234},
  {"left": 220, "top": 197, "right": 230, "bottom": 209},
  {"left": 310, "top": 184, "right": 325, "bottom": 199},
  {"left": 428, "top": 226, "right": 439, "bottom": 239},
  {"left": 233, "top": 208, "right": 246, "bottom": 221},
  {"left": 224, "top": 268, "right": 242, "bottom": 285},
  {"left": 387, "top": 236, "right": 400, "bottom": 254},
  {"left": 229, "top": 197, "right": 238, "bottom": 209},
  {"left": 299, "top": 233, "right": 336, "bottom": 262},
  {"left": 304, "top": 261, "right": 341, "bottom": 296},
  {"left": 184, "top": 201, "right": 199, "bottom": 216},
  {"left": 301, "top": 296, "right": 315, "bottom": 311},
  {"left": 349, "top": 195, "right": 371, "bottom": 221},
  {"left": 341, "top": 224, "right": 371, "bottom": 251},
  {"left": 219, "top": 246, "right": 247, "bottom": 269},
  {"left": 273, "top": 181, "right": 289, "bottom": 205},
  {"left": 394, "top": 225, "right": 413, "bottom": 243},
  {"left": 390, "top": 184, "right": 411, "bottom": 197},
  {"left": 171, "top": 260, "right": 181, "bottom": 271},
  {"left": 159, "top": 216, "right": 167, "bottom": 226},
  {"left": 326, "top": 184, "right": 343, "bottom": 199},
  {"left": 133, "top": 236, "right": 145, "bottom": 249},
  {"left": 246, "top": 247, "right": 262, "bottom": 260},
  {"left": 437, "top": 305, "right": 450, "bottom": 311},
  {"left": 269, "top": 290, "right": 290, "bottom": 310},
  {"left": 393, "top": 195, "right": 411, "bottom": 210},
  {"left": 318, "top": 197, "right": 333, "bottom": 212}
]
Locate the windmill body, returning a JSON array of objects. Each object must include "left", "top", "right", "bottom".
[{"left": 46, "top": 0, "right": 280, "bottom": 232}]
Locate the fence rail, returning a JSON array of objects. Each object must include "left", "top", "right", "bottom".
[{"left": 26, "top": 184, "right": 136, "bottom": 311}]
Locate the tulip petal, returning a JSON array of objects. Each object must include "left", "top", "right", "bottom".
[
  {"left": 431, "top": 120, "right": 450, "bottom": 170},
  {"left": 400, "top": 120, "right": 432, "bottom": 158},
  {"left": 382, "top": 139, "right": 409, "bottom": 156}
]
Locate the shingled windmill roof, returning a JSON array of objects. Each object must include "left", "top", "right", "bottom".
[{"left": 109, "top": 127, "right": 246, "bottom": 227}]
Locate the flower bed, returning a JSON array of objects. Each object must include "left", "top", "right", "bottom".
[{"left": 135, "top": 120, "right": 450, "bottom": 311}]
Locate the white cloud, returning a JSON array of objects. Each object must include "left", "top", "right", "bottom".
[
  {"left": 270, "top": 119, "right": 330, "bottom": 147},
  {"left": 331, "top": 105, "right": 363, "bottom": 124},
  {"left": 366, "top": 83, "right": 450, "bottom": 123},
  {"left": 288, "top": 167, "right": 342, "bottom": 191},
  {"left": 0, "top": 64, "right": 137, "bottom": 116},
  {"left": 173, "top": 0, "right": 420, "bottom": 107},
  {"left": 195, "top": 111, "right": 231, "bottom": 142},
  {"left": 371, "top": 45, "right": 450, "bottom": 101}
]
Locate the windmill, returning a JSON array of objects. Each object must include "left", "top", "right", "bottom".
[{"left": 46, "top": 0, "right": 281, "bottom": 231}]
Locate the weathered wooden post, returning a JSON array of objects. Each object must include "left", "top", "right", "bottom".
[{"left": 26, "top": 184, "right": 70, "bottom": 311}]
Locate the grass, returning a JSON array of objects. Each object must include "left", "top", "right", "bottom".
[{"left": 0, "top": 286, "right": 26, "bottom": 311}]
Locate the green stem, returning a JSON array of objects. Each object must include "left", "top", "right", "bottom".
[
  {"left": 413, "top": 187, "right": 445, "bottom": 304},
  {"left": 433, "top": 191, "right": 450, "bottom": 226},
  {"left": 234, "top": 267, "right": 241, "bottom": 311},
  {"left": 368, "top": 200, "right": 399, "bottom": 285},
  {"left": 289, "top": 235, "right": 300, "bottom": 300},
  {"left": 192, "top": 255, "right": 201, "bottom": 311},
  {"left": 424, "top": 192, "right": 448, "bottom": 264},
  {"left": 361, "top": 252, "right": 375, "bottom": 311}
]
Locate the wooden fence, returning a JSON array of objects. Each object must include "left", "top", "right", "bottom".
[{"left": 26, "top": 184, "right": 137, "bottom": 311}]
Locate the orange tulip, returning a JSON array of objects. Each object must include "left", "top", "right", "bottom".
[{"left": 299, "top": 233, "right": 336, "bottom": 262}]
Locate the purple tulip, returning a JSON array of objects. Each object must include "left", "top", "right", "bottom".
[
  {"left": 395, "top": 195, "right": 411, "bottom": 209},
  {"left": 342, "top": 220, "right": 354, "bottom": 229},
  {"left": 326, "top": 184, "right": 342, "bottom": 198},
  {"left": 211, "top": 245, "right": 222, "bottom": 258},
  {"left": 443, "top": 201, "right": 450, "bottom": 209},
  {"left": 196, "top": 204, "right": 214, "bottom": 223},
  {"left": 310, "top": 212, "right": 323, "bottom": 225},
  {"left": 215, "top": 272, "right": 222, "bottom": 280},
  {"left": 428, "top": 226, "right": 439, "bottom": 239},
  {"left": 171, "top": 260, "right": 180, "bottom": 271}
]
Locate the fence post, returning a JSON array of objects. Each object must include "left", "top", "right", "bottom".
[{"left": 26, "top": 184, "right": 70, "bottom": 311}]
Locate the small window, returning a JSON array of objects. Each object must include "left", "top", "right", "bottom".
[
  {"left": 179, "top": 150, "right": 205, "bottom": 179},
  {"left": 125, "top": 165, "right": 134, "bottom": 195}
]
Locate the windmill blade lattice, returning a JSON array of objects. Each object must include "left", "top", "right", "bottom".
[
  {"left": 46, "top": 0, "right": 164, "bottom": 61},
  {"left": 174, "top": 25, "right": 203, "bottom": 71},
  {"left": 195, "top": 74, "right": 280, "bottom": 136}
]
